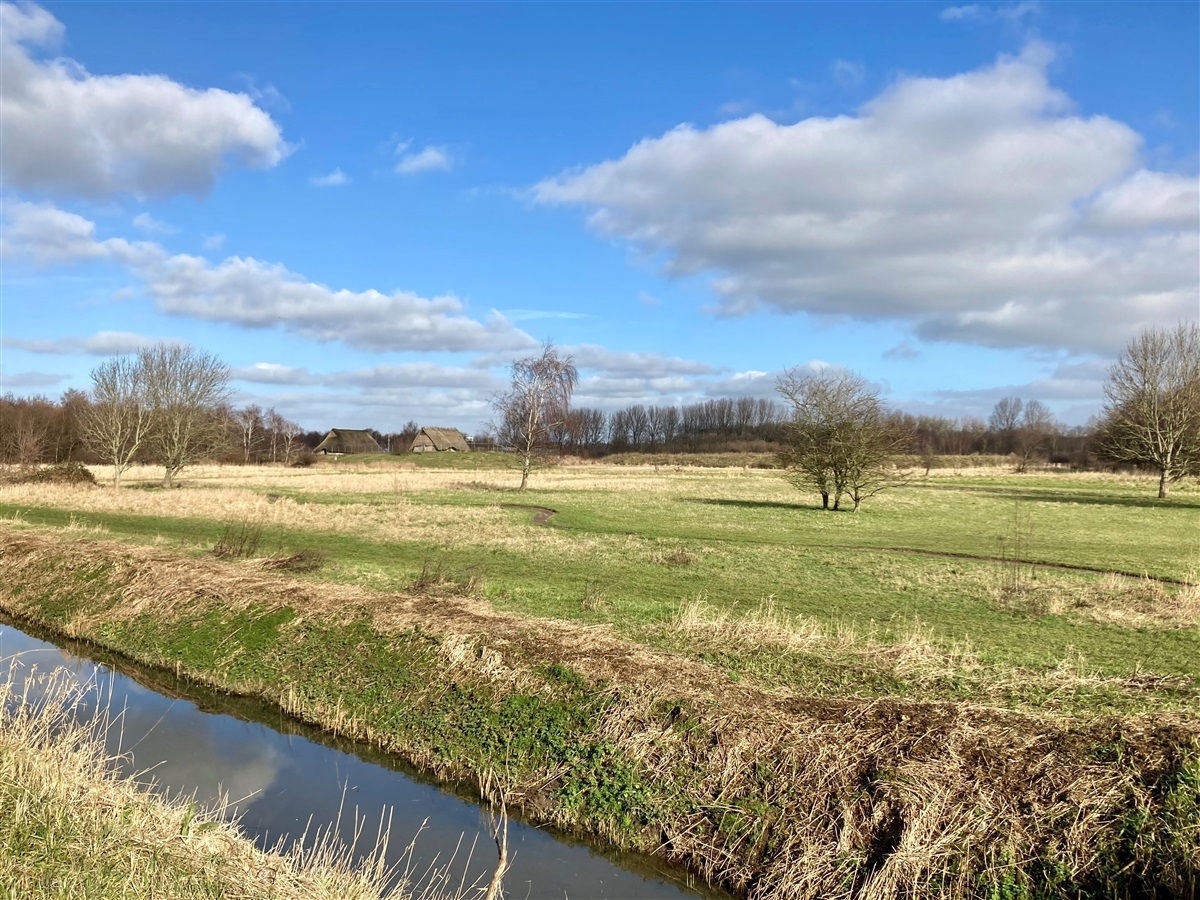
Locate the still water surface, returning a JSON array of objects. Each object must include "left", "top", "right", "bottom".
[{"left": 0, "top": 619, "right": 726, "bottom": 899}]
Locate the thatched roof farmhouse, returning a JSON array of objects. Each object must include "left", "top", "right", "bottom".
[
  {"left": 313, "top": 428, "right": 383, "bottom": 455},
  {"left": 410, "top": 427, "right": 470, "bottom": 453}
]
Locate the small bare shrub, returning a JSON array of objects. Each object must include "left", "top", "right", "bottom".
[
  {"left": 411, "top": 557, "right": 485, "bottom": 595},
  {"left": 212, "top": 519, "right": 264, "bottom": 559}
]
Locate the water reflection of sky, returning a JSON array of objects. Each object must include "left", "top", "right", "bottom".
[{"left": 0, "top": 625, "right": 720, "bottom": 899}]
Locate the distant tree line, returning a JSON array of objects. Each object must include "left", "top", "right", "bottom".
[
  {"left": 4, "top": 324, "right": 1194, "bottom": 497},
  {"left": 0, "top": 385, "right": 1133, "bottom": 472}
]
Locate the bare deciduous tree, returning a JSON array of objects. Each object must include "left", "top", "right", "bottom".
[
  {"left": 140, "top": 344, "right": 233, "bottom": 487},
  {"left": 262, "top": 408, "right": 302, "bottom": 464},
  {"left": 492, "top": 343, "right": 579, "bottom": 490},
  {"left": 1099, "top": 322, "right": 1200, "bottom": 498},
  {"left": 1013, "top": 399, "right": 1057, "bottom": 473},
  {"left": 393, "top": 419, "right": 421, "bottom": 454},
  {"left": 989, "top": 397, "right": 1023, "bottom": 455},
  {"left": 82, "top": 356, "right": 152, "bottom": 486},
  {"left": 776, "top": 367, "right": 911, "bottom": 511},
  {"left": 234, "top": 404, "right": 264, "bottom": 463}
]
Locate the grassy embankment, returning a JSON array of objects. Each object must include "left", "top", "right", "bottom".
[
  {"left": 1, "top": 456, "right": 1198, "bottom": 898},
  {"left": 0, "top": 665, "right": 402, "bottom": 900}
]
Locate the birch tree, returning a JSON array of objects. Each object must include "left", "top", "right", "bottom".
[
  {"left": 82, "top": 356, "right": 151, "bottom": 486},
  {"left": 492, "top": 343, "right": 578, "bottom": 490}
]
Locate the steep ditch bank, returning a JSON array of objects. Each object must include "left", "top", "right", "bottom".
[
  {"left": 1, "top": 527, "right": 1197, "bottom": 899},
  {"left": 0, "top": 619, "right": 710, "bottom": 899}
]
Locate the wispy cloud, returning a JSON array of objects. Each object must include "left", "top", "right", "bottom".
[
  {"left": 883, "top": 342, "right": 921, "bottom": 361},
  {"left": 1, "top": 330, "right": 179, "bottom": 355},
  {"left": 940, "top": 2, "right": 1041, "bottom": 26},
  {"left": 132, "top": 212, "right": 178, "bottom": 234},
  {"left": 310, "top": 167, "right": 349, "bottom": 187},
  {"left": 394, "top": 142, "right": 453, "bottom": 175},
  {"left": 1, "top": 201, "right": 538, "bottom": 355},
  {"left": 831, "top": 59, "right": 866, "bottom": 88},
  {"left": 501, "top": 308, "right": 589, "bottom": 322},
  {"left": 2, "top": 370, "right": 67, "bottom": 387}
]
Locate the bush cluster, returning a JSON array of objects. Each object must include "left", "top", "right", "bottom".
[{"left": 5, "top": 462, "right": 98, "bottom": 486}]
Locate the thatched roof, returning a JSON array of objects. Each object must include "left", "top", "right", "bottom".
[
  {"left": 313, "top": 428, "right": 383, "bottom": 454},
  {"left": 415, "top": 427, "right": 470, "bottom": 452}
]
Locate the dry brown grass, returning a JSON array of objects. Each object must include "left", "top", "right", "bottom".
[
  {"left": 994, "top": 573, "right": 1200, "bottom": 629},
  {"left": 668, "top": 596, "right": 1194, "bottom": 702},
  {"left": 0, "top": 664, "right": 398, "bottom": 900}
]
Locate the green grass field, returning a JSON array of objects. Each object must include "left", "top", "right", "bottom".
[
  {"left": 3, "top": 456, "right": 1198, "bottom": 898},
  {"left": 2, "top": 457, "right": 1197, "bottom": 716}
]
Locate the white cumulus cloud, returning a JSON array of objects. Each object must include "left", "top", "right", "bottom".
[
  {"left": 0, "top": 1, "right": 286, "bottom": 199},
  {"left": 132, "top": 212, "right": 178, "bottom": 234},
  {"left": 534, "top": 45, "right": 1198, "bottom": 355}
]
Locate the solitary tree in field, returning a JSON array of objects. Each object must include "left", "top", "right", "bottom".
[
  {"left": 82, "top": 356, "right": 152, "bottom": 487},
  {"left": 492, "top": 343, "right": 578, "bottom": 490},
  {"left": 140, "top": 344, "right": 232, "bottom": 487},
  {"left": 1099, "top": 322, "right": 1200, "bottom": 498},
  {"left": 776, "top": 367, "right": 910, "bottom": 511}
]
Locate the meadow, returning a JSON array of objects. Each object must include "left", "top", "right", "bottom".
[
  {"left": 1, "top": 454, "right": 1198, "bottom": 897},
  {"left": 2, "top": 455, "right": 1197, "bottom": 716}
]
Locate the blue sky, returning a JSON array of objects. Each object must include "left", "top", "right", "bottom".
[{"left": 2, "top": 0, "right": 1197, "bottom": 433}]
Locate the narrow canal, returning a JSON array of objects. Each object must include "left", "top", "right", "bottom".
[{"left": 1, "top": 619, "right": 726, "bottom": 899}]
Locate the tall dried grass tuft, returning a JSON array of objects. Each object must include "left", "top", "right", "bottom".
[
  {"left": 0, "top": 662, "right": 400, "bottom": 900},
  {"left": 672, "top": 595, "right": 829, "bottom": 652}
]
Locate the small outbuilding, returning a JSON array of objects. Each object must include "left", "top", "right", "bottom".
[
  {"left": 410, "top": 427, "right": 470, "bottom": 453},
  {"left": 313, "top": 428, "right": 383, "bottom": 455}
]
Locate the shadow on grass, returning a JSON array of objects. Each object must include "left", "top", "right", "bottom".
[
  {"left": 913, "top": 483, "right": 1199, "bottom": 511},
  {"left": 689, "top": 497, "right": 825, "bottom": 513}
]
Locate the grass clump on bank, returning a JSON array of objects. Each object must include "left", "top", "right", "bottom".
[{"left": 0, "top": 664, "right": 399, "bottom": 900}]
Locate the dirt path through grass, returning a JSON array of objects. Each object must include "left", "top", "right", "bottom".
[{"left": 499, "top": 503, "right": 557, "bottom": 525}]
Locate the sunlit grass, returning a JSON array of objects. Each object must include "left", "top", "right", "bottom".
[{"left": 1, "top": 458, "right": 1197, "bottom": 714}]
